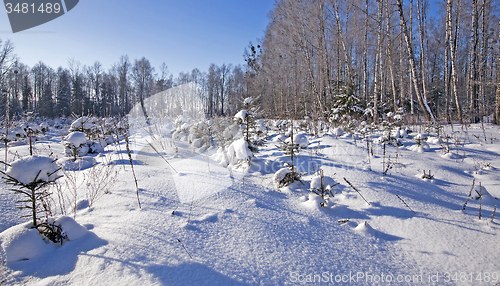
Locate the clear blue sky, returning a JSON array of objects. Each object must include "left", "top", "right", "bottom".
[{"left": 0, "top": 0, "right": 275, "bottom": 76}]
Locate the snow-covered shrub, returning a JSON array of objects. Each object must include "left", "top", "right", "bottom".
[
  {"left": 226, "top": 138, "right": 253, "bottom": 167},
  {"left": 35, "top": 220, "right": 68, "bottom": 245},
  {"left": 286, "top": 133, "right": 309, "bottom": 148},
  {"left": 309, "top": 170, "right": 337, "bottom": 207},
  {"left": 69, "top": 116, "right": 99, "bottom": 139},
  {"left": 0, "top": 155, "right": 62, "bottom": 227},
  {"left": 234, "top": 97, "right": 264, "bottom": 153},
  {"left": 64, "top": 132, "right": 90, "bottom": 160},
  {"left": 329, "top": 84, "right": 364, "bottom": 132},
  {"left": 332, "top": 127, "right": 344, "bottom": 137},
  {"left": 187, "top": 120, "right": 211, "bottom": 149},
  {"left": 40, "top": 122, "right": 49, "bottom": 133},
  {"left": 273, "top": 167, "right": 301, "bottom": 189},
  {"left": 275, "top": 121, "right": 302, "bottom": 187}
]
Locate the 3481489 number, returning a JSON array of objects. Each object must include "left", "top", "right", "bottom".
[
  {"left": 5, "top": 3, "right": 61, "bottom": 14},
  {"left": 443, "top": 272, "right": 499, "bottom": 283}
]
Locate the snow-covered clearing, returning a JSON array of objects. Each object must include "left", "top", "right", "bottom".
[{"left": 1, "top": 120, "right": 499, "bottom": 285}]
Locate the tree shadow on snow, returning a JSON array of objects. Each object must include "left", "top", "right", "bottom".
[{"left": 146, "top": 262, "right": 248, "bottom": 286}]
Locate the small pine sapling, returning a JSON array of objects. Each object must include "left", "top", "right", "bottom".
[
  {"left": 0, "top": 156, "right": 65, "bottom": 243},
  {"left": 275, "top": 120, "right": 301, "bottom": 186},
  {"left": 234, "top": 97, "right": 263, "bottom": 153},
  {"left": 309, "top": 169, "right": 338, "bottom": 207}
]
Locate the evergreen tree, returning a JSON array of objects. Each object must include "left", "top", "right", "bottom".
[
  {"left": 38, "top": 82, "right": 54, "bottom": 118},
  {"left": 71, "top": 74, "right": 85, "bottom": 116},
  {"left": 55, "top": 68, "right": 71, "bottom": 117},
  {"left": 21, "top": 74, "right": 31, "bottom": 112}
]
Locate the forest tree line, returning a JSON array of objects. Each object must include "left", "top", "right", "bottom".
[
  {"left": 1, "top": 0, "right": 500, "bottom": 125},
  {"left": 248, "top": 0, "right": 500, "bottom": 125},
  {"left": 0, "top": 41, "right": 248, "bottom": 120}
]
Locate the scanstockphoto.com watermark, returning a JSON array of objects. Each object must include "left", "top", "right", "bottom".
[{"left": 289, "top": 271, "right": 500, "bottom": 284}]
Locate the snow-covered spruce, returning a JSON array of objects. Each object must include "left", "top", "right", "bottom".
[
  {"left": 0, "top": 156, "right": 62, "bottom": 227},
  {"left": 273, "top": 167, "right": 301, "bottom": 189},
  {"left": 226, "top": 138, "right": 253, "bottom": 167},
  {"left": 0, "top": 216, "right": 89, "bottom": 262},
  {"left": 69, "top": 116, "right": 98, "bottom": 136},
  {"left": 64, "top": 131, "right": 108, "bottom": 160},
  {"left": 4, "top": 155, "right": 61, "bottom": 185},
  {"left": 233, "top": 97, "right": 264, "bottom": 153},
  {"left": 64, "top": 132, "right": 90, "bottom": 159},
  {"left": 309, "top": 170, "right": 337, "bottom": 207}
]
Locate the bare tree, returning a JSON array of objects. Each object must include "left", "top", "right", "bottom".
[{"left": 396, "top": 0, "right": 436, "bottom": 123}]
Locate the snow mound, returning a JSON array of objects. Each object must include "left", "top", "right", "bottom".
[
  {"left": 287, "top": 133, "right": 309, "bottom": 148},
  {"left": 54, "top": 216, "right": 89, "bottom": 241},
  {"left": 227, "top": 138, "right": 252, "bottom": 162},
  {"left": 58, "top": 157, "right": 96, "bottom": 171},
  {"left": 310, "top": 174, "right": 336, "bottom": 190},
  {"left": 70, "top": 117, "right": 95, "bottom": 132},
  {"left": 332, "top": 127, "right": 344, "bottom": 137},
  {"left": 427, "top": 137, "right": 442, "bottom": 144},
  {"left": 65, "top": 132, "right": 88, "bottom": 147},
  {"left": 302, "top": 193, "right": 326, "bottom": 210},
  {"left": 273, "top": 133, "right": 287, "bottom": 142},
  {"left": 244, "top": 97, "right": 253, "bottom": 104},
  {"left": 0, "top": 222, "right": 52, "bottom": 262},
  {"left": 5, "top": 155, "right": 60, "bottom": 184},
  {"left": 90, "top": 138, "right": 107, "bottom": 153},
  {"left": 440, "top": 152, "right": 461, "bottom": 160},
  {"left": 353, "top": 221, "right": 402, "bottom": 241}
]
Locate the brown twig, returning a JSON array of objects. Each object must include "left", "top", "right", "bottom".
[
  {"left": 177, "top": 239, "right": 193, "bottom": 259},
  {"left": 396, "top": 194, "right": 416, "bottom": 214},
  {"left": 343, "top": 177, "right": 371, "bottom": 206}
]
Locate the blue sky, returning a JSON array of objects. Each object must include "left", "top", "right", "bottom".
[{"left": 0, "top": 0, "right": 275, "bottom": 76}]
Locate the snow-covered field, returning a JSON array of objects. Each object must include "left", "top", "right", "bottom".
[{"left": 1, "top": 118, "right": 499, "bottom": 285}]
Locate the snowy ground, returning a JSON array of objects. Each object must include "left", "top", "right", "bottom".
[{"left": 1, "top": 121, "right": 499, "bottom": 285}]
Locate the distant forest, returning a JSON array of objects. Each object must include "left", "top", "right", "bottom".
[{"left": 1, "top": 0, "right": 500, "bottom": 125}]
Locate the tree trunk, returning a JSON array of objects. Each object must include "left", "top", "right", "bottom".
[
  {"left": 373, "top": 0, "right": 383, "bottom": 123},
  {"left": 495, "top": 20, "right": 500, "bottom": 125},
  {"left": 468, "top": 0, "right": 479, "bottom": 123},
  {"left": 448, "top": 0, "right": 463, "bottom": 124},
  {"left": 396, "top": 0, "right": 435, "bottom": 123},
  {"left": 417, "top": 0, "right": 428, "bottom": 107},
  {"left": 363, "top": 0, "right": 369, "bottom": 105},
  {"left": 444, "top": 0, "right": 450, "bottom": 123},
  {"left": 385, "top": 0, "right": 398, "bottom": 112}
]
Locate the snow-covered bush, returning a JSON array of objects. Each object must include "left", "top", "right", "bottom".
[
  {"left": 309, "top": 170, "right": 337, "bottom": 207},
  {"left": 273, "top": 167, "right": 301, "bottom": 189},
  {"left": 329, "top": 84, "right": 364, "bottom": 132},
  {"left": 287, "top": 133, "right": 309, "bottom": 149},
  {"left": 234, "top": 97, "right": 264, "bottom": 153},
  {"left": 0, "top": 155, "right": 62, "bottom": 227},
  {"left": 64, "top": 132, "right": 90, "bottom": 160},
  {"left": 69, "top": 116, "right": 99, "bottom": 139},
  {"left": 187, "top": 120, "right": 211, "bottom": 149},
  {"left": 275, "top": 121, "right": 302, "bottom": 187}
]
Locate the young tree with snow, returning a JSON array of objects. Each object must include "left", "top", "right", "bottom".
[
  {"left": 0, "top": 156, "right": 62, "bottom": 227},
  {"left": 234, "top": 97, "right": 263, "bottom": 153}
]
